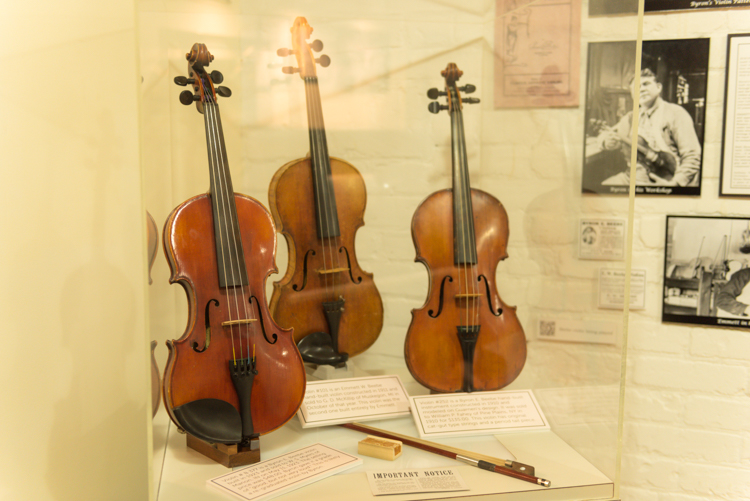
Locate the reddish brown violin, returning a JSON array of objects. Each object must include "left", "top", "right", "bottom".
[
  {"left": 270, "top": 18, "right": 383, "bottom": 365},
  {"left": 404, "top": 64, "right": 526, "bottom": 393},
  {"left": 162, "top": 44, "right": 305, "bottom": 446}
]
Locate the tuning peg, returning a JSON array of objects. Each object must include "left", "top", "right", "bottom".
[
  {"left": 427, "top": 88, "right": 446, "bottom": 99},
  {"left": 216, "top": 86, "right": 231, "bottom": 98},
  {"left": 179, "top": 90, "right": 198, "bottom": 105},
  {"left": 210, "top": 71, "right": 224, "bottom": 84},
  {"left": 310, "top": 39, "right": 323, "bottom": 52},
  {"left": 277, "top": 48, "right": 295, "bottom": 57},
  {"left": 462, "top": 97, "right": 480, "bottom": 104},
  {"left": 459, "top": 84, "right": 476, "bottom": 94},
  {"left": 174, "top": 76, "right": 195, "bottom": 86},
  {"left": 428, "top": 102, "right": 448, "bottom": 114},
  {"left": 282, "top": 66, "right": 299, "bottom": 75},
  {"left": 316, "top": 55, "right": 331, "bottom": 68}
]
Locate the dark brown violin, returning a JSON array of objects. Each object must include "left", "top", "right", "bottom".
[
  {"left": 404, "top": 64, "right": 526, "bottom": 393},
  {"left": 162, "top": 44, "right": 305, "bottom": 446},
  {"left": 270, "top": 18, "right": 383, "bottom": 365}
]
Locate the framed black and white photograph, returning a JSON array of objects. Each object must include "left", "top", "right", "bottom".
[
  {"left": 582, "top": 39, "right": 709, "bottom": 196},
  {"left": 588, "top": 0, "right": 637, "bottom": 16},
  {"left": 720, "top": 34, "right": 750, "bottom": 196},
  {"left": 663, "top": 215, "right": 750, "bottom": 328},
  {"left": 645, "top": 0, "right": 750, "bottom": 13}
]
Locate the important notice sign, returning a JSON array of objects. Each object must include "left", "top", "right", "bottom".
[
  {"left": 410, "top": 390, "right": 549, "bottom": 438},
  {"left": 297, "top": 375, "right": 411, "bottom": 428},
  {"left": 366, "top": 467, "right": 468, "bottom": 496}
]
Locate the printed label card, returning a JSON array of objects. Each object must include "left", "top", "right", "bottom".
[
  {"left": 208, "top": 444, "right": 361, "bottom": 501},
  {"left": 410, "top": 390, "right": 549, "bottom": 438},
  {"left": 297, "top": 375, "right": 411, "bottom": 428}
]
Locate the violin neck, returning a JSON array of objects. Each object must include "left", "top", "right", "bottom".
[
  {"left": 449, "top": 88, "right": 478, "bottom": 266},
  {"left": 203, "top": 100, "right": 249, "bottom": 287},
  {"left": 303, "top": 76, "right": 341, "bottom": 239}
]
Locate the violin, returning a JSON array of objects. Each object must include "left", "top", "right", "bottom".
[
  {"left": 162, "top": 44, "right": 305, "bottom": 446},
  {"left": 404, "top": 64, "right": 526, "bottom": 393},
  {"left": 270, "top": 18, "right": 383, "bottom": 365}
]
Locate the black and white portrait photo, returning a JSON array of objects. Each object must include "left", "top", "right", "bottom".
[
  {"left": 582, "top": 39, "right": 709, "bottom": 196},
  {"left": 663, "top": 215, "right": 750, "bottom": 328}
]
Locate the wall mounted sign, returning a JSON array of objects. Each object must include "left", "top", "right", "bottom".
[
  {"left": 720, "top": 34, "right": 750, "bottom": 196},
  {"left": 494, "top": 0, "right": 581, "bottom": 108}
]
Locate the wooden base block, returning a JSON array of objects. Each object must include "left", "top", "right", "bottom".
[{"left": 186, "top": 433, "right": 260, "bottom": 468}]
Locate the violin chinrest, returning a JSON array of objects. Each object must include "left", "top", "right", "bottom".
[
  {"left": 297, "top": 332, "right": 349, "bottom": 366},
  {"left": 172, "top": 398, "right": 242, "bottom": 444}
]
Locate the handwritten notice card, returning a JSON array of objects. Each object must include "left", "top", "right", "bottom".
[
  {"left": 410, "top": 390, "right": 548, "bottom": 438},
  {"left": 366, "top": 467, "right": 468, "bottom": 496},
  {"left": 208, "top": 444, "right": 361, "bottom": 501},
  {"left": 297, "top": 375, "right": 410, "bottom": 428}
]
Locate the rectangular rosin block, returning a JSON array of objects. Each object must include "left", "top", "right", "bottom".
[{"left": 358, "top": 435, "right": 402, "bottom": 461}]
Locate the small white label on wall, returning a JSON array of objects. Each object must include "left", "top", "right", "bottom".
[
  {"left": 598, "top": 268, "right": 646, "bottom": 310},
  {"left": 538, "top": 317, "right": 618, "bottom": 345},
  {"left": 579, "top": 218, "right": 626, "bottom": 260}
]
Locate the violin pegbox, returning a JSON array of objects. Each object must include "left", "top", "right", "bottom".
[
  {"left": 427, "top": 63, "right": 479, "bottom": 114},
  {"left": 174, "top": 43, "right": 232, "bottom": 113},
  {"left": 278, "top": 17, "right": 330, "bottom": 78}
]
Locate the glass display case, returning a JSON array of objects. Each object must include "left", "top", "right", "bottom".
[{"left": 139, "top": 1, "right": 641, "bottom": 499}]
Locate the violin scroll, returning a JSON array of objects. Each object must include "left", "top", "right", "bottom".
[
  {"left": 427, "top": 64, "right": 479, "bottom": 114},
  {"left": 278, "top": 17, "right": 331, "bottom": 78},
  {"left": 173, "top": 43, "right": 231, "bottom": 111}
]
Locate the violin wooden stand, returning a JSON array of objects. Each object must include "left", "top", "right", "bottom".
[{"left": 186, "top": 434, "right": 260, "bottom": 468}]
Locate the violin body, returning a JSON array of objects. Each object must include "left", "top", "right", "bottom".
[
  {"left": 163, "top": 193, "right": 305, "bottom": 436},
  {"left": 271, "top": 17, "right": 383, "bottom": 363},
  {"left": 269, "top": 156, "right": 383, "bottom": 357},
  {"left": 405, "top": 63, "right": 526, "bottom": 394},
  {"left": 405, "top": 189, "right": 526, "bottom": 393}
]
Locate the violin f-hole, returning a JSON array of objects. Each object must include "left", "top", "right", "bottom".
[
  {"left": 194, "top": 298, "right": 220, "bottom": 352},
  {"left": 250, "top": 296, "right": 278, "bottom": 344},
  {"left": 293, "top": 249, "right": 315, "bottom": 291},
  {"left": 339, "top": 246, "right": 362, "bottom": 284},
  {"left": 428, "top": 276, "right": 453, "bottom": 318},
  {"left": 478, "top": 275, "right": 503, "bottom": 316}
]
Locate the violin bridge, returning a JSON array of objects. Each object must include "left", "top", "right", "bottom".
[
  {"left": 455, "top": 293, "right": 482, "bottom": 299},
  {"left": 316, "top": 267, "right": 350, "bottom": 275},
  {"left": 222, "top": 318, "right": 258, "bottom": 327}
]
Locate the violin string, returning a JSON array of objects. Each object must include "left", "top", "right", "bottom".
[
  {"left": 458, "top": 103, "right": 480, "bottom": 329},
  {"left": 305, "top": 77, "right": 332, "bottom": 294},
  {"left": 208, "top": 95, "right": 258, "bottom": 363},
  {"left": 312, "top": 76, "right": 344, "bottom": 297},
  {"left": 452, "top": 85, "right": 471, "bottom": 330},
  {"left": 202, "top": 86, "right": 239, "bottom": 364}
]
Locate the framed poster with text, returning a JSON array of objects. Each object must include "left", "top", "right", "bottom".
[
  {"left": 720, "top": 34, "right": 750, "bottom": 196},
  {"left": 494, "top": 0, "right": 580, "bottom": 108}
]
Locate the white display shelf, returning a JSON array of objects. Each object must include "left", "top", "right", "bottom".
[{"left": 154, "top": 365, "right": 614, "bottom": 501}]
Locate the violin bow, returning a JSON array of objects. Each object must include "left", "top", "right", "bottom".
[{"left": 340, "top": 422, "right": 551, "bottom": 487}]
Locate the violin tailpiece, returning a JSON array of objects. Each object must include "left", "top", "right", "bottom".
[
  {"left": 229, "top": 357, "right": 259, "bottom": 444},
  {"left": 457, "top": 326, "right": 481, "bottom": 392}
]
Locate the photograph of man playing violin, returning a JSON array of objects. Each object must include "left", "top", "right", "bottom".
[{"left": 582, "top": 39, "right": 709, "bottom": 195}]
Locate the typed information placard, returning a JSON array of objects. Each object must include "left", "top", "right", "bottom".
[
  {"left": 410, "top": 390, "right": 549, "bottom": 438},
  {"left": 297, "top": 375, "right": 410, "bottom": 428}
]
